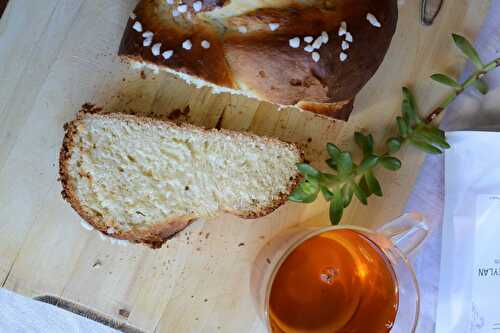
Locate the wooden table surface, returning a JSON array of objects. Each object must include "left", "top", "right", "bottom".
[{"left": 0, "top": 1, "right": 489, "bottom": 332}]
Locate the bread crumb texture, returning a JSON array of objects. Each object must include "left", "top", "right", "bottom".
[{"left": 63, "top": 114, "right": 302, "bottom": 234}]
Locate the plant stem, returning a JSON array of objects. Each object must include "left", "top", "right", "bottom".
[
  {"left": 426, "top": 58, "right": 500, "bottom": 123},
  {"left": 291, "top": 35, "right": 500, "bottom": 225},
  {"left": 335, "top": 58, "right": 499, "bottom": 201},
  {"left": 326, "top": 58, "right": 500, "bottom": 195}
]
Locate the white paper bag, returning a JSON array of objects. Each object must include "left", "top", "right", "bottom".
[{"left": 436, "top": 131, "right": 500, "bottom": 333}]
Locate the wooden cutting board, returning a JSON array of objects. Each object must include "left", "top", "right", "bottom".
[{"left": 0, "top": 1, "right": 489, "bottom": 332}]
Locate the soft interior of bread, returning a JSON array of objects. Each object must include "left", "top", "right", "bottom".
[
  {"left": 67, "top": 115, "right": 300, "bottom": 230},
  {"left": 130, "top": 60, "right": 258, "bottom": 99}
]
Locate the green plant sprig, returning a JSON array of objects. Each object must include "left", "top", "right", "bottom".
[
  {"left": 427, "top": 34, "right": 500, "bottom": 122},
  {"left": 289, "top": 33, "right": 500, "bottom": 225}
]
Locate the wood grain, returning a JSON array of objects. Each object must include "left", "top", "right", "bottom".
[{"left": 0, "top": 1, "right": 489, "bottom": 332}]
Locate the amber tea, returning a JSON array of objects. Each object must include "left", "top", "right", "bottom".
[{"left": 268, "top": 229, "right": 399, "bottom": 333}]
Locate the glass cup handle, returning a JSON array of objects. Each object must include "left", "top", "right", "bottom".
[{"left": 376, "top": 212, "right": 430, "bottom": 256}]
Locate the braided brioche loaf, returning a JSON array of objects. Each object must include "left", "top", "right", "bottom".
[{"left": 119, "top": 0, "right": 398, "bottom": 120}]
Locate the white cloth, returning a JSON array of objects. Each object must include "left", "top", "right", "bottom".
[
  {"left": 408, "top": 1, "right": 500, "bottom": 332},
  {"left": 0, "top": 288, "right": 117, "bottom": 333}
]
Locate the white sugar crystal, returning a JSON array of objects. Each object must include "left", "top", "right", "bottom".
[
  {"left": 142, "top": 31, "right": 153, "bottom": 38},
  {"left": 312, "top": 36, "right": 322, "bottom": 49},
  {"left": 321, "top": 31, "right": 329, "bottom": 44},
  {"left": 340, "top": 52, "right": 348, "bottom": 62},
  {"left": 238, "top": 26, "right": 248, "bottom": 33},
  {"left": 342, "top": 40, "right": 349, "bottom": 50},
  {"left": 107, "top": 227, "right": 116, "bottom": 235},
  {"left": 304, "top": 36, "right": 313, "bottom": 43},
  {"left": 162, "top": 50, "right": 174, "bottom": 59},
  {"left": 182, "top": 39, "right": 192, "bottom": 50},
  {"left": 193, "top": 1, "right": 202, "bottom": 12},
  {"left": 345, "top": 32, "right": 353, "bottom": 43},
  {"left": 152, "top": 43, "right": 162, "bottom": 56},
  {"left": 304, "top": 45, "right": 314, "bottom": 53},
  {"left": 201, "top": 40, "right": 211, "bottom": 49},
  {"left": 269, "top": 23, "right": 280, "bottom": 31},
  {"left": 172, "top": 9, "right": 180, "bottom": 16},
  {"left": 289, "top": 37, "right": 300, "bottom": 48},
  {"left": 132, "top": 21, "right": 142, "bottom": 32},
  {"left": 177, "top": 4, "right": 188, "bottom": 13},
  {"left": 166, "top": 0, "right": 174, "bottom": 4},
  {"left": 143, "top": 38, "right": 153, "bottom": 47},
  {"left": 312, "top": 52, "right": 320, "bottom": 62},
  {"left": 367, "top": 13, "right": 382, "bottom": 28},
  {"left": 339, "top": 21, "right": 347, "bottom": 36}
]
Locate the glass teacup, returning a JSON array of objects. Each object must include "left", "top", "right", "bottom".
[{"left": 251, "top": 213, "right": 429, "bottom": 333}]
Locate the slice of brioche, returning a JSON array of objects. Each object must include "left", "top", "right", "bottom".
[{"left": 59, "top": 108, "right": 303, "bottom": 248}]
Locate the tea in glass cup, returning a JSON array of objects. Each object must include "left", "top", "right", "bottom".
[{"left": 251, "top": 213, "right": 428, "bottom": 333}]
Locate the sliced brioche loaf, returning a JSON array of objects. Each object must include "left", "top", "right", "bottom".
[{"left": 59, "top": 108, "right": 303, "bottom": 248}]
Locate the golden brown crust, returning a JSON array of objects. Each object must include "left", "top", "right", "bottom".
[
  {"left": 119, "top": 0, "right": 397, "bottom": 120},
  {"left": 59, "top": 105, "right": 304, "bottom": 248},
  {"left": 119, "top": 0, "right": 235, "bottom": 87}
]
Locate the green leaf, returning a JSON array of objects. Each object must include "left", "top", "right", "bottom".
[
  {"left": 329, "top": 190, "right": 344, "bottom": 225},
  {"left": 401, "top": 100, "right": 414, "bottom": 124},
  {"left": 397, "top": 117, "right": 408, "bottom": 137},
  {"left": 365, "top": 170, "right": 383, "bottom": 197},
  {"left": 320, "top": 185, "right": 334, "bottom": 201},
  {"left": 288, "top": 188, "right": 316, "bottom": 203},
  {"left": 431, "top": 74, "right": 461, "bottom": 89},
  {"left": 288, "top": 177, "right": 320, "bottom": 203},
  {"left": 386, "top": 137, "right": 402, "bottom": 153},
  {"left": 359, "top": 176, "right": 372, "bottom": 197},
  {"left": 290, "top": 193, "right": 317, "bottom": 203},
  {"left": 425, "top": 125, "right": 446, "bottom": 139},
  {"left": 325, "top": 158, "right": 337, "bottom": 171},
  {"left": 341, "top": 184, "right": 354, "bottom": 208},
  {"left": 474, "top": 79, "right": 489, "bottom": 95},
  {"left": 380, "top": 156, "right": 402, "bottom": 171},
  {"left": 452, "top": 33, "right": 483, "bottom": 69},
  {"left": 402, "top": 87, "right": 422, "bottom": 125},
  {"left": 415, "top": 128, "right": 451, "bottom": 149},
  {"left": 354, "top": 132, "right": 373, "bottom": 156},
  {"left": 337, "top": 152, "right": 353, "bottom": 175},
  {"left": 296, "top": 163, "right": 320, "bottom": 178},
  {"left": 296, "top": 194, "right": 316, "bottom": 206},
  {"left": 409, "top": 139, "right": 443, "bottom": 154},
  {"left": 352, "top": 181, "right": 368, "bottom": 205},
  {"left": 326, "top": 143, "right": 341, "bottom": 160},
  {"left": 357, "top": 155, "right": 379, "bottom": 174},
  {"left": 304, "top": 175, "right": 319, "bottom": 187},
  {"left": 319, "top": 173, "right": 339, "bottom": 185},
  {"left": 402, "top": 87, "right": 417, "bottom": 109}
]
